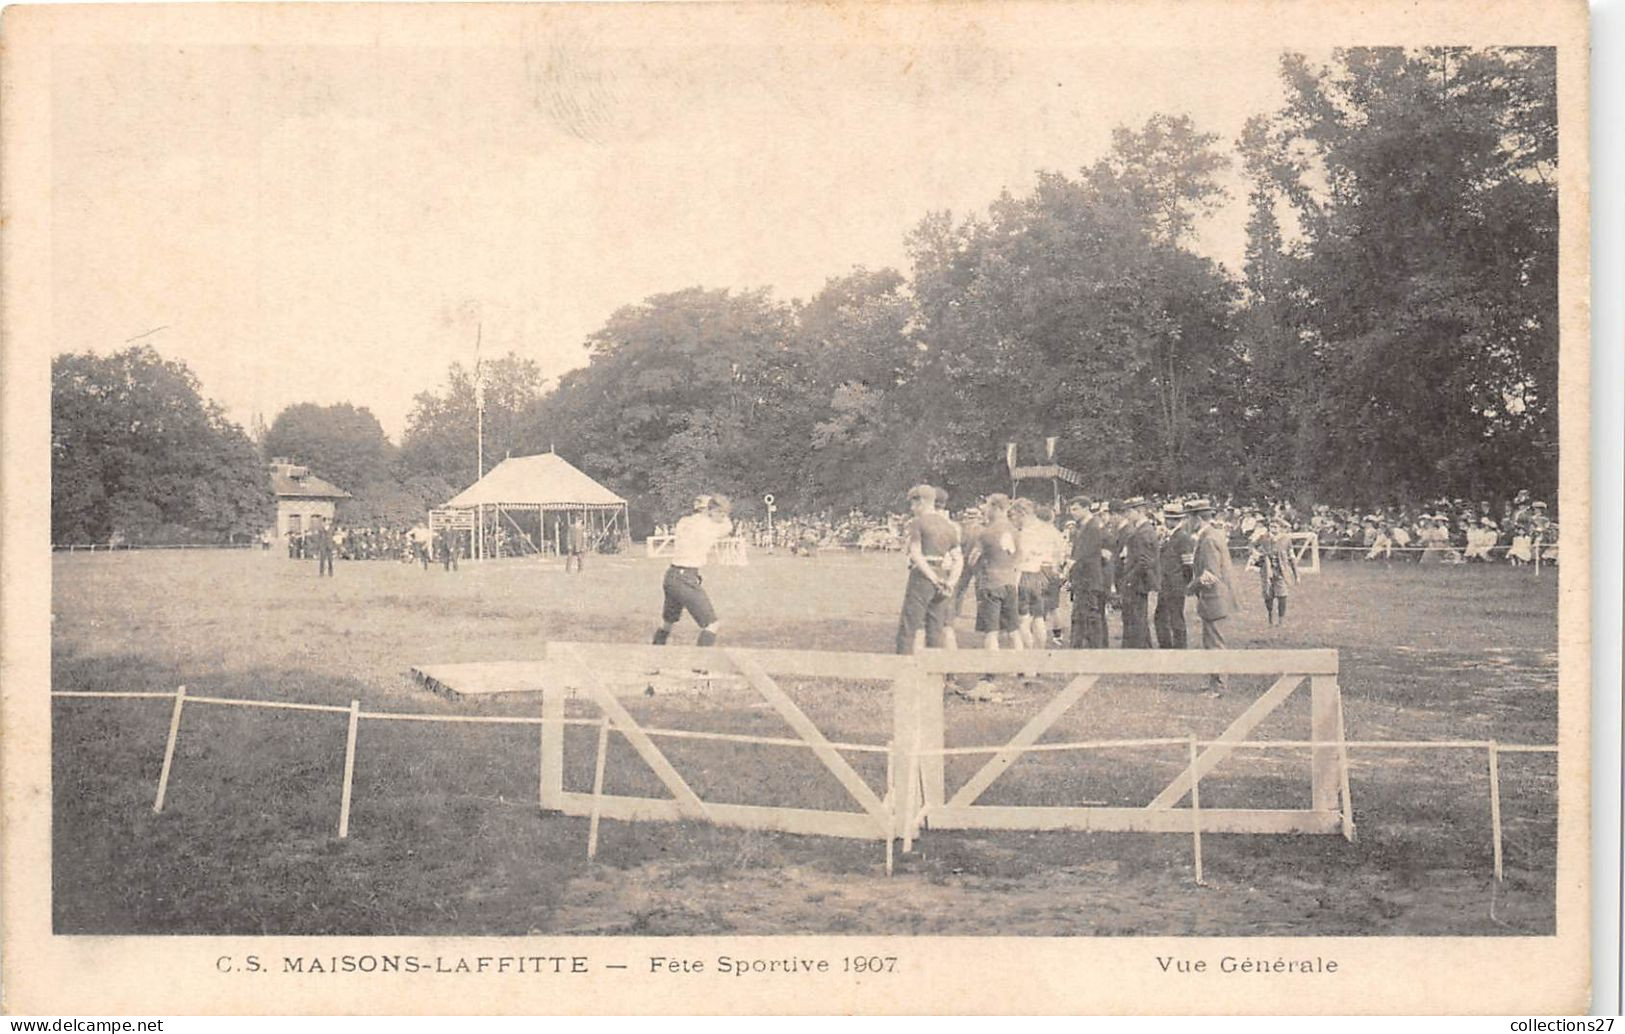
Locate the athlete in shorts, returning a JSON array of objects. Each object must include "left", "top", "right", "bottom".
[
  {"left": 1015, "top": 502, "right": 1066, "bottom": 647},
  {"left": 960, "top": 494, "right": 1026, "bottom": 698},
  {"left": 652, "top": 495, "right": 734, "bottom": 647},
  {"left": 894, "top": 485, "right": 963, "bottom": 654}
]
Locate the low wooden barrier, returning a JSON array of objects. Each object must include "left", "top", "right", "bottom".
[
  {"left": 1288, "top": 531, "right": 1321, "bottom": 574},
  {"left": 539, "top": 641, "right": 903, "bottom": 854},
  {"left": 896, "top": 649, "right": 1353, "bottom": 845},
  {"left": 51, "top": 644, "right": 1556, "bottom": 884},
  {"left": 643, "top": 536, "right": 749, "bottom": 565}
]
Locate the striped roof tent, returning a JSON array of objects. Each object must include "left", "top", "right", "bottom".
[{"left": 444, "top": 453, "right": 626, "bottom": 509}]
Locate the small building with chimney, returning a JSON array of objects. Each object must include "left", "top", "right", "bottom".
[{"left": 268, "top": 458, "right": 351, "bottom": 541}]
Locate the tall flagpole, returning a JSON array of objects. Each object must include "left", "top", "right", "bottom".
[
  {"left": 475, "top": 323, "right": 484, "bottom": 561},
  {"left": 475, "top": 322, "right": 484, "bottom": 480}
]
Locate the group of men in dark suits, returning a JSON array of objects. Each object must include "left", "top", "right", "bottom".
[{"left": 1065, "top": 495, "right": 1238, "bottom": 694}]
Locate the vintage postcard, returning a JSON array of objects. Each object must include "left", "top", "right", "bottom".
[{"left": 0, "top": 0, "right": 1593, "bottom": 1015}]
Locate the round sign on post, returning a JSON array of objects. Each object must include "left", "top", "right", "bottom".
[{"left": 763, "top": 493, "right": 774, "bottom": 506}]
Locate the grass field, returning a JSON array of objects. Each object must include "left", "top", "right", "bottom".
[{"left": 51, "top": 548, "right": 1559, "bottom": 936}]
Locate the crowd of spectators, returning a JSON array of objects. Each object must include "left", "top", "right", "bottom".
[
  {"left": 1265, "top": 491, "right": 1559, "bottom": 565},
  {"left": 730, "top": 512, "right": 911, "bottom": 555},
  {"left": 727, "top": 489, "right": 1560, "bottom": 567},
  {"left": 280, "top": 523, "right": 463, "bottom": 565}
]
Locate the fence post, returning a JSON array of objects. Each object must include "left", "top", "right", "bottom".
[
  {"left": 152, "top": 685, "right": 187, "bottom": 813},
  {"left": 587, "top": 718, "right": 611, "bottom": 859},
  {"left": 1309, "top": 675, "right": 1341, "bottom": 813},
  {"left": 884, "top": 739, "right": 896, "bottom": 875},
  {"left": 1189, "top": 733, "right": 1205, "bottom": 886},
  {"left": 337, "top": 700, "right": 360, "bottom": 838},
  {"left": 1488, "top": 741, "right": 1503, "bottom": 881},
  {"left": 1336, "top": 689, "right": 1357, "bottom": 842},
  {"left": 916, "top": 665, "right": 946, "bottom": 816},
  {"left": 539, "top": 676, "right": 564, "bottom": 812},
  {"left": 890, "top": 668, "right": 919, "bottom": 841}
]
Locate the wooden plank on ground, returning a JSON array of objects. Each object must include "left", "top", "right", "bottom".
[
  {"left": 412, "top": 660, "right": 735, "bottom": 700},
  {"left": 1147, "top": 674, "right": 1305, "bottom": 810},
  {"left": 929, "top": 804, "right": 1342, "bottom": 835},
  {"left": 914, "top": 649, "right": 1338, "bottom": 677},
  {"left": 558, "top": 644, "right": 711, "bottom": 821},
  {"left": 727, "top": 649, "right": 890, "bottom": 833},
  {"left": 946, "top": 674, "right": 1100, "bottom": 808},
  {"left": 556, "top": 792, "right": 881, "bottom": 840}
]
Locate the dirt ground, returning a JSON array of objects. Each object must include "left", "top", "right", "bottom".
[{"left": 49, "top": 548, "right": 1559, "bottom": 935}]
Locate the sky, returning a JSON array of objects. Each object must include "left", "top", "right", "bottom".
[{"left": 49, "top": 8, "right": 1300, "bottom": 440}]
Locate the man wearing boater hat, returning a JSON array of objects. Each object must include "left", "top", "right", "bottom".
[
  {"left": 1184, "top": 498, "right": 1238, "bottom": 696},
  {"left": 1154, "top": 500, "right": 1192, "bottom": 649},
  {"left": 1118, "top": 496, "right": 1159, "bottom": 648}
]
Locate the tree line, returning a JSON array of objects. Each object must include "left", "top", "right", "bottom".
[{"left": 51, "top": 48, "right": 1557, "bottom": 544}]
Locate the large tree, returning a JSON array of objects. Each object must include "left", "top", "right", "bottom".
[
  {"left": 789, "top": 267, "right": 921, "bottom": 511},
  {"left": 529, "top": 287, "right": 798, "bottom": 521},
  {"left": 400, "top": 353, "right": 546, "bottom": 491},
  {"left": 1239, "top": 47, "right": 1558, "bottom": 507},
  {"left": 263, "top": 402, "right": 395, "bottom": 495},
  {"left": 904, "top": 116, "right": 1241, "bottom": 501},
  {"left": 51, "top": 346, "right": 273, "bottom": 544}
]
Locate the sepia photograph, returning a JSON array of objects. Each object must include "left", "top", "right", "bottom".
[{"left": 1, "top": 0, "right": 1594, "bottom": 1016}]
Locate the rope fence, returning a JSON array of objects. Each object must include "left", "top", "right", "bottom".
[
  {"left": 52, "top": 543, "right": 255, "bottom": 553},
  {"left": 1310, "top": 543, "right": 1513, "bottom": 553},
  {"left": 52, "top": 685, "right": 1555, "bottom": 885}
]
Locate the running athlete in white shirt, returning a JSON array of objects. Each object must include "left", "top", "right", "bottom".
[{"left": 652, "top": 495, "right": 734, "bottom": 646}]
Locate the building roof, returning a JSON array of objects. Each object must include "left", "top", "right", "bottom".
[
  {"left": 444, "top": 452, "right": 626, "bottom": 509},
  {"left": 270, "top": 463, "right": 351, "bottom": 500}
]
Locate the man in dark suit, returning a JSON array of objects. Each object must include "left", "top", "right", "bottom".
[
  {"left": 1119, "top": 497, "right": 1159, "bottom": 648},
  {"left": 1064, "top": 496, "right": 1107, "bottom": 648},
  {"left": 313, "top": 517, "right": 336, "bottom": 578},
  {"left": 565, "top": 515, "right": 588, "bottom": 573},
  {"left": 1185, "top": 498, "right": 1240, "bottom": 695},
  {"left": 1154, "top": 501, "right": 1193, "bottom": 649},
  {"left": 1100, "top": 500, "right": 1127, "bottom": 645}
]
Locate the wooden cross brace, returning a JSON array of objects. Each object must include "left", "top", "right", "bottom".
[
  {"left": 557, "top": 643, "right": 711, "bottom": 820},
  {"left": 555, "top": 644, "right": 892, "bottom": 836},
  {"left": 946, "top": 674, "right": 1100, "bottom": 808}
]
